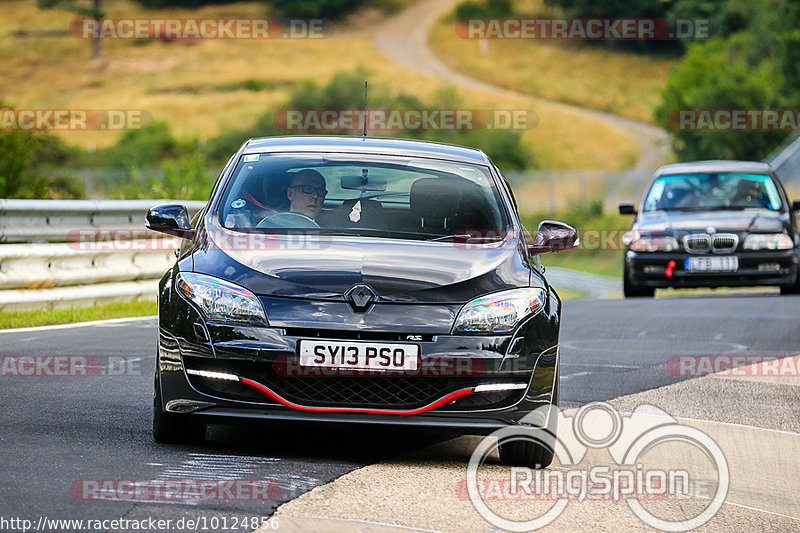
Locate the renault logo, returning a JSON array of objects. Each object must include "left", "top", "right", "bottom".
[{"left": 345, "top": 284, "right": 377, "bottom": 311}]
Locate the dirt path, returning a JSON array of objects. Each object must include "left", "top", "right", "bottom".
[{"left": 373, "top": 0, "right": 671, "bottom": 171}]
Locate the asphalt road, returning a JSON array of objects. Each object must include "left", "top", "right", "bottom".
[{"left": 1, "top": 293, "right": 798, "bottom": 531}]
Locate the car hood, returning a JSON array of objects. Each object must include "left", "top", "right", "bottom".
[
  {"left": 189, "top": 228, "right": 532, "bottom": 304},
  {"left": 635, "top": 209, "right": 789, "bottom": 234}
]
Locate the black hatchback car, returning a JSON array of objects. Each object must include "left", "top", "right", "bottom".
[
  {"left": 146, "top": 136, "right": 578, "bottom": 466},
  {"left": 620, "top": 160, "right": 800, "bottom": 297}
]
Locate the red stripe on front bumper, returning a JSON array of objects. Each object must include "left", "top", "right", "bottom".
[{"left": 240, "top": 377, "right": 475, "bottom": 415}]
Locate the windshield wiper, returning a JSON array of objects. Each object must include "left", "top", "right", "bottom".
[{"left": 427, "top": 232, "right": 503, "bottom": 242}]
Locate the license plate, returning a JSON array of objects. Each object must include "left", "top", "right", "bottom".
[
  {"left": 298, "top": 340, "right": 419, "bottom": 371},
  {"left": 685, "top": 256, "right": 738, "bottom": 272}
]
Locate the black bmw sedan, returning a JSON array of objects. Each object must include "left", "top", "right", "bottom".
[
  {"left": 146, "top": 136, "right": 578, "bottom": 467},
  {"left": 620, "top": 160, "right": 800, "bottom": 297}
]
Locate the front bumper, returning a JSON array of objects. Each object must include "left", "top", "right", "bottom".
[
  {"left": 157, "top": 308, "right": 560, "bottom": 434},
  {"left": 626, "top": 249, "right": 799, "bottom": 288}
]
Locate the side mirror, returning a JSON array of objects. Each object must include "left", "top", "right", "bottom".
[
  {"left": 619, "top": 203, "right": 636, "bottom": 215},
  {"left": 145, "top": 204, "right": 196, "bottom": 239},
  {"left": 792, "top": 199, "right": 800, "bottom": 211},
  {"left": 528, "top": 220, "right": 579, "bottom": 255}
]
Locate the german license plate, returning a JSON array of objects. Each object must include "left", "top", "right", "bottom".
[
  {"left": 298, "top": 340, "right": 419, "bottom": 371},
  {"left": 685, "top": 256, "right": 738, "bottom": 272}
]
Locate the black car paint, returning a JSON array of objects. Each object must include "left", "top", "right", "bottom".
[
  {"left": 154, "top": 136, "right": 562, "bottom": 434},
  {"left": 623, "top": 161, "right": 800, "bottom": 290}
]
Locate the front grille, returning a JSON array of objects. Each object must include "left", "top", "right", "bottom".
[
  {"left": 265, "top": 370, "right": 489, "bottom": 409},
  {"left": 711, "top": 233, "right": 739, "bottom": 253},
  {"left": 184, "top": 356, "right": 522, "bottom": 411},
  {"left": 683, "top": 234, "right": 711, "bottom": 253}
]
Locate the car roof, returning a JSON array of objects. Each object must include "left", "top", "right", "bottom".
[
  {"left": 242, "top": 136, "right": 491, "bottom": 165},
  {"left": 655, "top": 160, "right": 775, "bottom": 177}
]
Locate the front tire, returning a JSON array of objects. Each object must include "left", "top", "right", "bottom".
[
  {"left": 153, "top": 373, "right": 206, "bottom": 444},
  {"left": 498, "top": 369, "right": 559, "bottom": 468},
  {"left": 624, "top": 262, "right": 655, "bottom": 298}
]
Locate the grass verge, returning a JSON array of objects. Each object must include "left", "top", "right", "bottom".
[
  {"left": 541, "top": 250, "right": 623, "bottom": 279},
  {"left": 0, "top": 299, "right": 156, "bottom": 329},
  {"left": 551, "top": 287, "right": 589, "bottom": 299},
  {"left": 2, "top": 0, "right": 639, "bottom": 171},
  {"left": 427, "top": 1, "right": 675, "bottom": 123}
]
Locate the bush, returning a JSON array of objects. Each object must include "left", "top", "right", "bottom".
[
  {"left": 104, "top": 121, "right": 180, "bottom": 169},
  {"left": 454, "top": 0, "right": 512, "bottom": 19},
  {"left": 656, "top": 33, "right": 785, "bottom": 161},
  {"left": 267, "top": 0, "right": 365, "bottom": 18},
  {"left": 134, "top": 0, "right": 239, "bottom": 7},
  {"left": 0, "top": 123, "right": 84, "bottom": 199},
  {"left": 206, "top": 69, "right": 535, "bottom": 171}
]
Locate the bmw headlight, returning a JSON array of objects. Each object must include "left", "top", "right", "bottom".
[
  {"left": 453, "top": 288, "right": 546, "bottom": 334},
  {"left": 625, "top": 231, "right": 679, "bottom": 252},
  {"left": 743, "top": 233, "right": 793, "bottom": 250},
  {"left": 176, "top": 272, "right": 267, "bottom": 326}
]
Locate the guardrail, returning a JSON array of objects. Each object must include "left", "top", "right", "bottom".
[
  {"left": 0, "top": 200, "right": 205, "bottom": 310},
  {"left": 0, "top": 199, "right": 206, "bottom": 243}
]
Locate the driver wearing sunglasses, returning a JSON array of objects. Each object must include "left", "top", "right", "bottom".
[{"left": 287, "top": 169, "right": 327, "bottom": 220}]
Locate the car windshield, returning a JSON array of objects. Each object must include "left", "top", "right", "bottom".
[
  {"left": 217, "top": 153, "right": 509, "bottom": 241},
  {"left": 642, "top": 172, "right": 783, "bottom": 212}
]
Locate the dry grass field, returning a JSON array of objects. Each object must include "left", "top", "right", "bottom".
[
  {"left": 428, "top": 0, "right": 675, "bottom": 123},
  {"left": 1, "top": 0, "right": 639, "bottom": 170}
]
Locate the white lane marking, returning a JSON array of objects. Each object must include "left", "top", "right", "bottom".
[
  {"left": 140, "top": 453, "right": 322, "bottom": 506},
  {"left": 561, "top": 340, "right": 749, "bottom": 354},
  {"left": 616, "top": 409, "right": 800, "bottom": 437},
  {"left": 548, "top": 464, "right": 800, "bottom": 522},
  {"left": 561, "top": 363, "right": 639, "bottom": 369},
  {"left": 561, "top": 371, "right": 592, "bottom": 381},
  {"left": 0, "top": 315, "right": 156, "bottom": 334},
  {"left": 679, "top": 491, "right": 800, "bottom": 522},
  {"left": 286, "top": 517, "right": 444, "bottom": 533}
]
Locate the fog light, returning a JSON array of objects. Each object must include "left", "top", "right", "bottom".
[
  {"left": 643, "top": 265, "right": 663, "bottom": 274},
  {"left": 758, "top": 263, "right": 781, "bottom": 272}
]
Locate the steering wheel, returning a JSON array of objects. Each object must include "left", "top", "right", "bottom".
[{"left": 256, "top": 211, "right": 320, "bottom": 229}]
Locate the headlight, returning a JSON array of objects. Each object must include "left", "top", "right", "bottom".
[
  {"left": 743, "top": 233, "right": 793, "bottom": 250},
  {"left": 453, "top": 288, "right": 545, "bottom": 334},
  {"left": 626, "top": 231, "right": 679, "bottom": 252},
  {"left": 176, "top": 273, "right": 267, "bottom": 326}
]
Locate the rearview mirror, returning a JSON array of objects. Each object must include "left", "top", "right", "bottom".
[
  {"left": 145, "top": 204, "right": 196, "bottom": 239},
  {"left": 528, "top": 220, "right": 579, "bottom": 255},
  {"left": 792, "top": 199, "right": 800, "bottom": 211},
  {"left": 341, "top": 172, "right": 387, "bottom": 192},
  {"left": 619, "top": 203, "right": 636, "bottom": 215}
]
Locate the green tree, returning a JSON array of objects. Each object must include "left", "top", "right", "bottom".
[
  {"left": 656, "top": 33, "right": 784, "bottom": 160},
  {"left": 656, "top": 0, "right": 800, "bottom": 160},
  {"left": 105, "top": 121, "right": 181, "bottom": 169}
]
